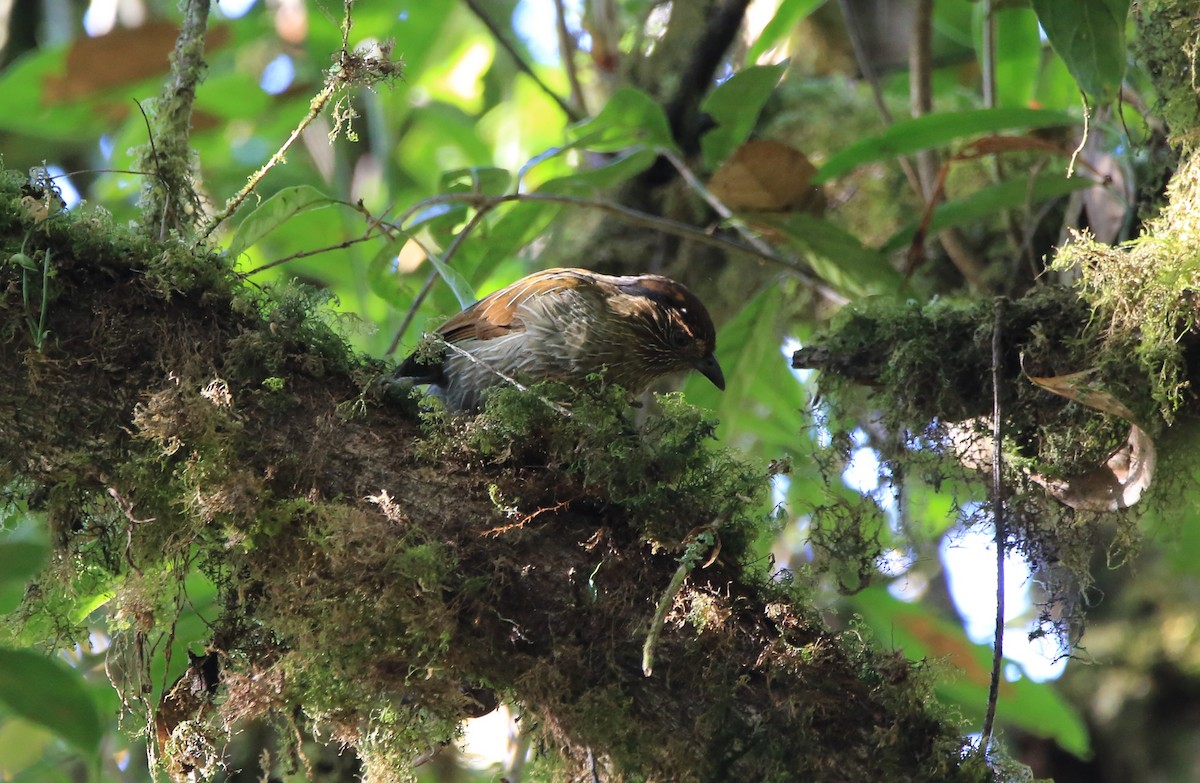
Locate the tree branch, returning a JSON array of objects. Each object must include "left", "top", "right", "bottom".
[
  {"left": 664, "top": 0, "right": 752, "bottom": 155},
  {"left": 462, "top": 0, "right": 583, "bottom": 122},
  {"left": 140, "top": 0, "right": 210, "bottom": 238},
  {"left": 0, "top": 171, "right": 980, "bottom": 783}
]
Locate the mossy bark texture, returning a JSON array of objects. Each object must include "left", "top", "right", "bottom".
[{"left": 0, "top": 173, "right": 985, "bottom": 782}]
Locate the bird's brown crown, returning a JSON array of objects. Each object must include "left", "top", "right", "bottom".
[{"left": 612, "top": 275, "right": 718, "bottom": 354}]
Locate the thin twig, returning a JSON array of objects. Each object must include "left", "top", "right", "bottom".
[
  {"left": 462, "top": 0, "right": 582, "bottom": 122},
  {"left": 837, "top": 0, "right": 924, "bottom": 198},
  {"left": 241, "top": 198, "right": 398, "bottom": 276},
  {"left": 198, "top": 79, "right": 341, "bottom": 242},
  {"left": 251, "top": 189, "right": 846, "bottom": 331},
  {"left": 910, "top": 0, "right": 935, "bottom": 198},
  {"left": 386, "top": 203, "right": 498, "bottom": 354},
  {"left": 659, "top": 147, "right": 848, "bottom": 304},
  {"left": 369, "top": 192, "right": 835, "bottom": 292},
  {"left": 198, "top": 1, "right": 401, "bottom": 242},
  {"left": 553, "top": 0, "right": 587, "bottom": 116},
  {"left": 903, "top": 0, "right": 988, "bottom": 290},
  {"left": 242, "top": 232, "right": 380, "bottom": 276},
  {"left": 981, "top": 0, "right": 997, "bottom": 111},
  {"left": 977, "top": 0, "right": 1028, "bottom": 281},
  {"left": 980, "top": 297, "right": 1006, "bottom": 755}
]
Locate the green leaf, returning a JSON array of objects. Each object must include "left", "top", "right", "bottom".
[
  {"left": 0, "top": 717, "right": 58, "bottom": 780},
  {"left": 0, "top": 649, "right": 102, "bottom": 754},
  {"left": 571, "top": 87, "right": 676, "bottom": 152},
  {"left": 477, "top": 201, "right": 561, "bottom": 268},
  {"left": 539, "top": 148, "right": 659, "bottom": 194},
  {"left": 1032, "top": 0, "right": 1130, "bottom": 104},
  {"left": 427, "top": 249, "right": 478, "bottom": 310},
  {"left": 193, "top": 71, "right": 271, "bottom": 120},
  {"left": 881, "top": 173, "right": 1095, "bottom": 252},
  {"left": 0, "top": 46, "right": 103, "bottom": 141},
  {"left": 745, "top": 0, "right": 826, "bottom": 65},
  {"left": 226, "top": 185, "right": 334, "bottom": 260},
  {"left": 992, "top": 7, "right": 1042, "bottom": 109},
  {"left": 852, "top": 587, "right": 1090, "bottom": 757},
  {"left": 814, "top": 108, "right": 1076, "bottom": 182},
  {"left": 700, "top": 64, "right": 787, "bottom": 169},
  {"left": 366, "top": 238, "right": 415, "bottom": 310},
  {"left": 0, "top": 542, "right": 47, "bottom": 615},
  {"left": 0, "top": 542, "right": 47, "bottom": 589},
  {"left": 1035, "top": 50, "right": 1080, "bottom": 112},
  {"left": 756, "top": 214, "right": 904, "bottom": 297},
  {"left": 441, "top": 167, "right": 513, "bottom": 197}
]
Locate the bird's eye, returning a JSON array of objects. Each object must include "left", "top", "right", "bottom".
[{"left": 668, "top": 329, "right": 691, "bottom": 349}]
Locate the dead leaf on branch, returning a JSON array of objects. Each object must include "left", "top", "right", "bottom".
[{"left": 708, "top": 139, "right": 827, "bottom": 214}]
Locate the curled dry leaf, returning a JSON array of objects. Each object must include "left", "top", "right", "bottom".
[
  {"left": 708, "top": 139, "right": 827, "bottom": 215},
  {"left": 1024, "top": 363, "right": 1155, "bottom": 512}
]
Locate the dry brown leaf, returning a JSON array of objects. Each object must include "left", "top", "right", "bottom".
[
  {"left": 1024, "top": 366, "right": 1139, "bottom": 421},
  {"left": 708, "top": 139, "right": 826, "bottom": 214},
  {"left": 44, "top": 21, "right": 231, "bottom": 104}
]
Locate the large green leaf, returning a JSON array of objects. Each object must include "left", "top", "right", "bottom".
[
  {"left": 852, "top": 587, "right": 1090, "bottom": 756},
  {"left": 426, "top": 246, "right": 478, "bottom": 309},
  {"left": 0, "top": 542, "right": 47, "bottom": 615},
  {"left": 700, "top": 63, "right": 787, "bottom": 169},
  {"left": 225, "top": 185, "right": 334, "bottom": 260},
  {"left": 0, "top": 46, "right": 110, "bottom": 141},
  {"left": 1032, "top": 0, "right": 1130, "bottom": 104},
  {"left": 815, "top": 108, "right": 1076, "bottom": 182},
  {"left": 0, "top": 542, "right": 47, "bottom": 590},
  {"left": 992, "top": 7, "right": 1042, "bottom": 109},
  {"left": 881, "top": 172, "right": 1095, "bottom": 253},
  {"left": 0, "top": 649, "right": 102, "bottom": 754},
  {"left": 571, "top": 87, "right": 676, "bottom": 152},
  {"left": 755, "top": 214, "right": 904, "bottom": 297}
]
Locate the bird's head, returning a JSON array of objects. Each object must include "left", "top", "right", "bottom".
[{"left": 607, "top": 275, "right": 725, "bottom": 391}]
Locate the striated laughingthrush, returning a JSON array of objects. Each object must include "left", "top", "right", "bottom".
[{"left": 396, "top": 267, "right": 725, "bottom": 411}]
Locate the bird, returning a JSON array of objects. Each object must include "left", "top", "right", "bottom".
[{"left": 396, "top": 267, "right": 725, "bottom": 411}]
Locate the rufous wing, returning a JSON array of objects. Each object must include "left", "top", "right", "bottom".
[
  {"left": 396, "top": 268, "right": 596, "bottom": 380},
  {"left": 438, "top": 268, "right": 594, "bottom": 344}
]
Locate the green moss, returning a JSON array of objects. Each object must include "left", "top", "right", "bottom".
[
  {"left": 447, "top": 382, "right": 767, "bottom": 552},
  {"left": 1053, "top": 156, "right": 1200, "bottom": 422},
  {"left": 1134, "top": 2, "right": 1200, "bottom": 150}
]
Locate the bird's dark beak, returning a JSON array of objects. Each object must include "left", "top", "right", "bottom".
[{"left": 695, "top": 352, "right": 725, "bottom": 391}]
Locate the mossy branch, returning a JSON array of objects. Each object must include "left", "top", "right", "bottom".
[
  {"left": 139, "top": 0, "right": 210, "bottom": 238},
  {"left": 0, "top": 170, "right": 983, "bottom": 782}
]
